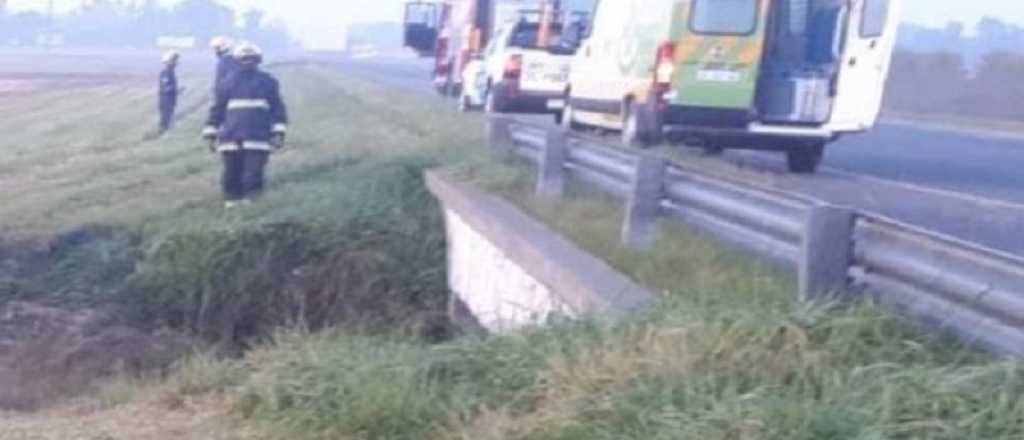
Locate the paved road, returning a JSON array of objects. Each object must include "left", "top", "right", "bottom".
[
  {"left": 337, "top": 56, "right": 1024, "bottom": 255},
  {"left": 828, "top": 124, "right": 1024, "bottom": 204}
]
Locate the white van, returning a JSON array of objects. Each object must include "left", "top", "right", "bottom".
[
  {"left": 563, "top": 0, "right": 901, "bottom": 173},
  {"left": 459, "top": 17, "right": 582, "bottom": 118}
]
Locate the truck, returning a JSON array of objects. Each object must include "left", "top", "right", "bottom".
[
  {"left": 562, "top": 0, "right": 901, "bottom": 173},
  {"left": 403, "top": 0, "right": 585, "bottom": 97}
]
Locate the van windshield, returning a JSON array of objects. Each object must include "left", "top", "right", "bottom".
[{"left": 691, "top": 0, "right": 759, "bottom": 35}]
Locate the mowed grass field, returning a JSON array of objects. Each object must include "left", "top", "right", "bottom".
[
  {"left": 1, "top": 56, "right": 1023, "bottom": 440},
  {"left": 0, "top": 60, "right": 465, "bottom": 240}
]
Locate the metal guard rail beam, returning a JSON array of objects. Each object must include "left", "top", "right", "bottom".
[{"left": 488, "top": 116, "right": 1024, "bottom": 357}]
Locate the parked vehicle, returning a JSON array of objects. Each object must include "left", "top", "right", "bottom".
[
  {"left": 403, "top": 0, "right": 585, "bottom": 97},
  {"left": 403, "top": 1, "right": 445, "bottom": 57},
  {"left": 562, "top": 0, "right": 901, "bottom": 173},
  {"left": 458, "top": 16, "right": 584, "bottom": 119}
]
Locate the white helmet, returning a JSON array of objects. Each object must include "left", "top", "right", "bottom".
[
  {"left": 209, "top": 36, "right": 233, "bottom": 53},
  {"left": 233, "top": 42, "right": 263, "bottom": 64},
  {"left": 161, "top": 50, "right": 180, "bottom": 64}
]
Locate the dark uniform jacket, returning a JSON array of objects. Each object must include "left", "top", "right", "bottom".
[
  {"left": 159, "top": 67, "right": 178, "bottom": 98},
  {"left": 206, "top": 67, "right": 288, "bottom": 144},
  {"left": 215, "top": 54, "right": 241, "bottom": 89}
]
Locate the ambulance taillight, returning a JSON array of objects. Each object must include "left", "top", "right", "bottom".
[{"left": 654, "top": 41, "right": 677, "bottom": 109}]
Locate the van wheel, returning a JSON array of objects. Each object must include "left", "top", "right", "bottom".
[
  {"left": 560, "top": 100, "right": 581, "bottom": 131},
  {"left": 435, "top": 76, "right": 452, "bottom": 97},
  {"left": 622, "top": 101, "right": 661, "bottom": 148},
  {"left": 485, "top": 86, "right": 505, "bottom": 114},
  {"left": 786, "top": 142, "right": 825, "bottom": 174},
  {"left": 458, "top": 95, "right": 472, "bottom": 113}
]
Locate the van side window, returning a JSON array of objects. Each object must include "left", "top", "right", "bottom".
[
  {"left": 691, "top": 0, "right": 759, "bottom": 35},
  {"left": 861, "top": 0, "right": 890, "bottom": 38}
]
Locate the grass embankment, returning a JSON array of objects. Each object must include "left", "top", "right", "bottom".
[
  {"left": 0, "top": 64, "right": 486, "bottom": 413},
  {"left": 2, "top": 63, "right": 1023, "bottom": 439},
  {"left": 0, "top": 65, "right": 483, "bottom": 337}
]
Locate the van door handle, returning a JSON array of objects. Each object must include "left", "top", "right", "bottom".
[{"left": 849, "top": 57, "right": 858, "bottom": 67}]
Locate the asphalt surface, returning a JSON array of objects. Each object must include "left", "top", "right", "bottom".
[{"left": 339, "top": 56, "right": 1024, "bottom": 256}]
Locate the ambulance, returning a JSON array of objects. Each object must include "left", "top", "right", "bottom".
[{"left": 562, "top": 0, "right": 900, "bottom": 173}]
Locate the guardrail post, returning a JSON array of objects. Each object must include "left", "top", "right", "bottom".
[
  {"left": 487, "top": 116, "right": 513, "bottom": 158},
  {"left": 622, "top": 156, "right": 666, "bottom": 249},
  {"left": 536, "top": 129, "right": 568, "bottom": 198},
  {"left": 800, "top": 204, "right": 855, "bottom": 301}
]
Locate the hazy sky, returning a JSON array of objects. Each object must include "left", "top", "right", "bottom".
[{"left": 6, "top": 0, "right": 1024, "bottom": 49}]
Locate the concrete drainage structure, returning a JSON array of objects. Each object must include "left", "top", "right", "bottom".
[{"left": 426, "top": 172, "right": 654, "bottom": 333}]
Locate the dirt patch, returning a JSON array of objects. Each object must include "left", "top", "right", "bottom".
[{"left": 0, "top": 302, "right": 195, "bottom": 412}]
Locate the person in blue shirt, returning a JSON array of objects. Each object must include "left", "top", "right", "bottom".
[
  {"left": 158, "top": 51, "right": 180, "bottom": 135},
  {"left": 210, "top": 36, "right": 240, "bottom": 91}
]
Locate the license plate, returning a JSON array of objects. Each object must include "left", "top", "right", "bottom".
[
  {"left": 545, "top": 73, "right": 568, "bottom": 82},
  {"left": 697, "top": 70, "right": 741, "bottom": 82},
  {"left": 546, "top": 99, "right": 565, "bottom": 110}
]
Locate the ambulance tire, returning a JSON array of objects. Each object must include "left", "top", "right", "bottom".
[
  {"left": 786, "top": 142, "right": 825, "bottom": 174},
  {"left": 622, "top": 101, "right": 662, "bottom": 148}
]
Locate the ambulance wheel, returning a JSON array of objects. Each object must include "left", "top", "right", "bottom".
[
  {"left": 702, "top": 140, "right": 725, "bottom": 156},
  {"left": 622, "top": 101, "right": 662, "bottom": 148},
  {"left": 786, "top": 142, "right": 825, "bottom": 174}
]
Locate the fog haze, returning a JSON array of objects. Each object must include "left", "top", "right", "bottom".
[{"left": 5, "top": 0, "right": 1023, "bottom": 49}]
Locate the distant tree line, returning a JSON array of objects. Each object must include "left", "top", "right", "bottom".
[
  {"left": 885, "top": 50, "right": 1024, "bottom": 121},
  {"left": 0, "top": 0, "right": 293, "bottom": 51},
  {"left": 898, "top": 17, "right": 1024, "bottom": 67}
]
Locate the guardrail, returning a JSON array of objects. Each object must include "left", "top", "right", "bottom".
[{"left": 487, "top": 116, "right": 1024, "bottom": 357}]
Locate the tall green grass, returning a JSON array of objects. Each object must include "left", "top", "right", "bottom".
[
  {"left": 204, "top": 160, "right": 1023, "bottom": 439},
  {"left": 125, "top": 155, "right": 455, "bottom": 345},
  {"left": 0, "top": 65, "right": 488, "bottom": 349}
]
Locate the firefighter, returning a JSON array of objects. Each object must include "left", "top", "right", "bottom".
[
  {"left": 201, "top": 43, "right": 288, "bottom": 208},
  {"left": 157, "top": 50, "right": 180, "bottom": 134},
  {"left": 210, "top": 36, "right": 239, "bottom": 90}
]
